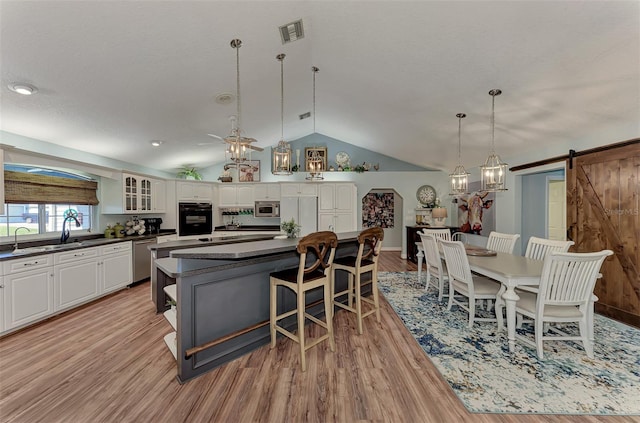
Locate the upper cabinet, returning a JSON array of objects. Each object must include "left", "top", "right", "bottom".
[
  {"left": 280, "top": 183, "right": 318, "bottom": 197},
  {"left": 318, "top": 183, "right": 355, "bottom": 213},
  {"left": 101, "top": 173, "right": 166, "bottom": 214},
  {"left": 253, "top": 183, "right": 281, "bottom": 201},
  {"left": 218, "top": 184, "right": 254, "bottom": 207},
  {"left": 176, "top": 181, "right": 214, "bottom": 202}
]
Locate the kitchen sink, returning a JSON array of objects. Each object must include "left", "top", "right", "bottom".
[{"left": 11, "top": 242, "right": 85, "bottom": 255}]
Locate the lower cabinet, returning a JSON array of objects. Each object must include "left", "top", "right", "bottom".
[
  {"left": 4, "top": 265, "right": 54, "bottom": 330},
  {"left": 54, "top": 256, "right": 100, "bottom": 311},
  {"left": 100, "top": 242, "right": 132, "bottom": 293},
  {"left": 318, "top": 212, "right": 355, "bottom": 233},
  {"left": 1, "top": 241, "right": 133, "bottom": 335}
]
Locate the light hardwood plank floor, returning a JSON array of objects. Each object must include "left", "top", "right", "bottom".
[{"left": 0, "top": 252, "right": 637, "bottom": 423}]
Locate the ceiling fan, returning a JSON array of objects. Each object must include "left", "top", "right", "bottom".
[{"left": 204, "top": 115, "right": 264, "bottom": 152}]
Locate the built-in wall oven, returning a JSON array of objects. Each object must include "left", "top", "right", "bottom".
[{"left": 178, "top": 202, "right": 213, "bottom": 237}]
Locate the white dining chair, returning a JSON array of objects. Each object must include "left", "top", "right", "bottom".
[
  {"left": 440, "top": 240, "right": 501, "bottom": 328},
  {"left": 419, "top": 233, "right": 448, "bottom": 302},
  {"left": 514, "top": 250, "right": 613, "bottom": 359},
  {"left": 524, "top": 236, "right": 574, "bottom": 260},
  {"left": 416, "top": 228, "right": 451, "bottom": 287},
  {"left": 486, "top": 231, "right": 520, "bottom": 254}
]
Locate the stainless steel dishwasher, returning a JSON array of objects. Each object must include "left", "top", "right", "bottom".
[{"left": 133, "top": 237, "right": 156, "bottom": 282}]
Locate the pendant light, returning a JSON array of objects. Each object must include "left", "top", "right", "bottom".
[
  {"left": 449, "top": 113, "right": 470, "bottom": 195},
  {"left": 306, "top": 66, "right": 324, "bottom": 181},
  {"left": 480, "top": 89, "right": 508, "bottom": 192},
  {"left": 272, "top": 53, "right": 292, "bottom": 175},
  {"left": 225, "top": 39, "right": 260, "bottom": 164}
]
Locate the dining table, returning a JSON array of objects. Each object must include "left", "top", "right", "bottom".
[{"left": 465, "top": 250, "right": 543, "bottom": 353}]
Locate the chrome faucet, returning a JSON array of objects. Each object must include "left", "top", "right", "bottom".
[{"left": 13, "top": 226, "right": 31, "bottom": 251}]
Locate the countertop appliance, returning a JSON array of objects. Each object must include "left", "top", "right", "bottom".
[
  {"left": 178, "top": 202, "right": 213, "bottom": 237},
  {"left": 280, "top": 196, "right": 317, "bottom": 237},
  {"left": 145, "top": 217, "right": 163, "bottom": 234},
  {"left": 254, "top": 201, "right": 280, "bottom": 218}
]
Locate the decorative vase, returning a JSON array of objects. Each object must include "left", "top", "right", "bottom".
[
  {"left": 113, "top": 222, "right": 125, "bottom": 238},
  {"left": 104, "top": 227, "right": 115, "bottom": 239}
]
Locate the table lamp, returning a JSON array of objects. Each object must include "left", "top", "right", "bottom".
[{"left": 432, "top": 207, "right": 447, "bottom": 226}]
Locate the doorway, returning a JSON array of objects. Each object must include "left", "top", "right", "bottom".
[{"left": 547, "top": 178, "right": 566, "bottom": 240}]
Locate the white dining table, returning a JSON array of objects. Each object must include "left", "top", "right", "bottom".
[{"left": 466, "top": 251, "right": 543, "bottom": 352}]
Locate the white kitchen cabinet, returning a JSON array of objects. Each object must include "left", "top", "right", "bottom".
[
  {"left": 218, "top": 184, "right": 254, "bottom": 207},
  {"left": 0, "top": 276, "right": 4, "bottom": 333},
  {"left": 3, "top": 255, "right": 54, "bottom": 331},
  {"left": 318, "top": 212, "right": 355, "bottom": 233},
  {"left": 253, "top": 183, "right": 281, "bottom": 201},
  {"left": 101, "top": 172, "right": 166, "bottom": 214},
  {"left": 318, "top": 183, "right": 357, "bottom": 233},
  {"left": 54, "top": 248, "right": 100, "bottom": 311},
  {"left": 99, "top": 242, "right": 132, "bottom": 294},
  {"left": 152, "top": 179, "right": 167, "bottom": 212},
  {"left": 176, "top": 181, "right": 214, "bottom": 202},
  {"left": 156, "top": 234, "right": 177, "bottom": 243},
  {"left": 280, "top": 183, "right": 318, "bottom": 197},
  {"left": 318, "top": 183, "right": 355, "bottom": 213}
]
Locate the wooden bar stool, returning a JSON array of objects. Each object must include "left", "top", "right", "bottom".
[
  {"left": 331, "top": 227, "right": 384, "bottom": 334},
  {"left": 269, "top": 231, "right": 338, "bottom": 371}
]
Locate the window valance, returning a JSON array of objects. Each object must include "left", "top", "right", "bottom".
[{"left": 4, "top": 170, "right": 99, "bottom": 205}]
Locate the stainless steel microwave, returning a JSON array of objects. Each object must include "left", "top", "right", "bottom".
[{"left": 254, "top": 201, "right": 280, "bottom": 218}]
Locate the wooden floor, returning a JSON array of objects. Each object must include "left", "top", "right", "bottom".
[{"left": 0, "top": 251, "right": 637, "bottom": 423}]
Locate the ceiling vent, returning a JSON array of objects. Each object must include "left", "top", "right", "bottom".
[
  {"left": 279, "top": 20, "right": 304, "bottom": 44},
  {"left": 299, "top": 111, "right": 311, "bottom": 120}
]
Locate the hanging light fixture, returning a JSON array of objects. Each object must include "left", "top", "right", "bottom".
[
  {"left": 449, "top": 113, "right": 470, "bottom": 195},
  {"left": 224, "top": 39, "right": 262, "bottom": 165},
  {"left": 480, "top": 89, "right": 508, "bottom": 192},
  {"left": 272, "top": 54, "right": 292, "bottom": 175},
  {"left": 306, "top": 66, "right": 324, "bottom": 181}
]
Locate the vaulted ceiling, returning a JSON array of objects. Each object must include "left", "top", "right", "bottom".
[{"left": 1, "top": 1, "right": 638, "bottom": 174}]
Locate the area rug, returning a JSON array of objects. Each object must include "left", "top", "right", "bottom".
[{"left": 377, "top": 271, "right": 640, "bottom": 415}]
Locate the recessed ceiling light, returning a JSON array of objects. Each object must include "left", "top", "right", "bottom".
[
  {"left": 215, "top": 93, "right": 235, "bottom": 105},
  {"left": 8, "top": 83, "right": 38, "bottom": 95},
  {"left": 150, "top": 140, "right": 164, "bottom": 147}
]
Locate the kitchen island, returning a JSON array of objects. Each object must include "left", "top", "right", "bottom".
[{"left": 155, "top": 231, "right": 361, "bottom": 383}]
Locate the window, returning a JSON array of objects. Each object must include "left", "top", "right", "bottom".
[
  {"left": 0, "top": 203, "right": 92, "bottom": 237},
  {"left": 1, "top": 164, "right": 97, "bottom": 238}
]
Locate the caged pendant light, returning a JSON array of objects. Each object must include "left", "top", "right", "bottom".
[
  {"left": 449, "top": 113, "right": 470, "bottom": 195},
  {"left": 306, "top": 66, "right": 324, "bottom": 181},
  {"left": 271, "top": 53, "right": 292, "bottom": 175},
  {"left": 480, "top": 89, "right": 508, "bottom": 192},
  {"left": 224, "top": 39, "right": 263, "bottom": 165}
]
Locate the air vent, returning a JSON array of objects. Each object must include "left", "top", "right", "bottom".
[
  {"left": 299, "top": 112, "right": 311, "bottom": 120},
  {"left": 215, "top": 93, "right": 235, "bottom": 105},
  {"left": 279, "top": 19, "right": 304, "bottom": 44}
]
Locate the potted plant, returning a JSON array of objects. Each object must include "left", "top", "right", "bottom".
[
  {"left": 177, "top": 166, "right": 202, "bottom": 180},
  {"left": 281, "top": 218, "right": 301, "bottom": 239}
]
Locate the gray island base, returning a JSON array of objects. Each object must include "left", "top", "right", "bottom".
[{"left": 155, "top": 231, "right": 366, "bottom": 383}]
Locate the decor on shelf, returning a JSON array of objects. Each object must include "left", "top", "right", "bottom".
[
  {"left": 271, "top": 53, "right": 292, "bottom": 175},
  {"left": 177, "top": 166, "right": 202, "bottom": 180},
  {"left": 224, "top": 39, "right": 263, "bottom": 165},
  {"left": 449, "top": 113, "right": 470, "bottom": 195},
  {"left": 416, "top": 184, "right": 437, "bottom": 208},
  {"left": 354, "top": 164, "right": 366, "bottom": 173},
  {"left": 281, "top": 218, "right": 301, "bottom": 238},
  {"left": 238, "top": 160, "right": 260, "bottom": 182},
  {"left": 480, "top": 89, "right": 508, "bottom": 192},
  {"left": 306, "top": 66, "right": 325, "bottom": 180},
  {"left": 218, "top": 167, "right": 232, "bottom": 182}
]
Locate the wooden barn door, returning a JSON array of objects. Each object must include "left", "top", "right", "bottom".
[{"left": 566, "top": 141, "right": 639, "bottom": 327}]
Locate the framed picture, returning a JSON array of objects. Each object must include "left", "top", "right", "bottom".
[
  {"left": 239, "top": 160, "right": 260, "bottom": 182},
  {"left": 304, "top": 147, "right": 328, "bottom": 171}
]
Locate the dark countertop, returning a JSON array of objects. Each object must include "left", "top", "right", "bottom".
[
  {"left": 170, "top": 231, "right": 360, "bottom": 261},
  {"left": 213, "top": 225, "right": 281, "bottom": 232},
  {"left": 0, "top": 230, "right": 176, "bottom": 261},
  {"left": 147, "top": 234, "right": 278, "bottom": 252}
]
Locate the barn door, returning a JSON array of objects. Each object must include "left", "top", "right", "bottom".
[{"left": 566, "top": 141, "right": 639, "bottom": 327}]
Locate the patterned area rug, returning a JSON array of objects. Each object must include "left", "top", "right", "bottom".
[{"left": 377, "top": 271, "right": 640, "bottom": 415}]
